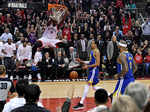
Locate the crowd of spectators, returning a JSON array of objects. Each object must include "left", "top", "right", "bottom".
[{"left": 0, "top": 0, "right": 150, "bottom": 81}]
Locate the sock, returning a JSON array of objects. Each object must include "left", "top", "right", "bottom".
[
  {"left": 92, "top": 86, "right": 101, "bottom": 91},
  {"left": 80, "top": 84, "right": 90, "bottom": 104}
]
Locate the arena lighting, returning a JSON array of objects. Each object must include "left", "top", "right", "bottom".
[{"left": 8, "top": 2, "right": 27, "bottom": 8}]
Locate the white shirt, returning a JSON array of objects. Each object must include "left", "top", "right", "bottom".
[
  {"left": 87, "top": 105, "right": 108, "bottom": 112},
  {"left": 81, "top": 39, "right": 85, "bottom": 52},
  {"left": 3, "top": 97, "right": 43, "bottom": 112},
  {"left": 17, "top": 44, "right": 32, "bottom": 62},
  {"left": 0, "top": 33, "right": 13, "bottom": 42},
  {"left": 0, "top": 41, "right": 4, "bottom": 57},
  {"left": 2, "top": 43, "right": 16, "bottom": 57},
  {"left": 34, "top": 51, "right": 42, "bottom": 65}
]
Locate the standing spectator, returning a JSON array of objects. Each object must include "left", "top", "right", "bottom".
[
  {"left": 2, "top": 38, "right": 16, "bottom": 78},
  {"left": 122, "top": 12, "right": 132, "bottom": 35},
  {"left": 17, "top": 41, "right": 32, "bottom": 64},
  {"left": 77, "top": 34, "right": 88, "bottom": 60},
  {"left": 87, "top": 34, "right": 94, "bottom": 59},
  {"left": 142, "top": 18, "right": 150, "bottom": 41},
  {"left": 0, "top": 28, "right": 13, "bottom": 43},
  {"left": 62, "top": 23, "right": 71, "bottom": 41},
  {"left": 113, "top": 26, "right": 123, "bottom": 41},
  {"left": 106, "top": 36, "right": 119, "bottom": 77},
  {"left": 134, "top": 48, "right": 143, "bottom": 77},
  {"left": 143, "top": 48, "right": 150, "bottom": 75},
  {"left": 0, "top": 65, "right": 16, "bottom": 112},
  {"left": 28, "top": 25, "right": 37, "bottom": 45},
  {"left": 11, "top": 84, "right": 50, "bottom": 112}
]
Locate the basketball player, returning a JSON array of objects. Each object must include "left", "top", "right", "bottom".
[
  {"left": 112, "top": 40, "right": 137, "bottom": 96},
  {"left": 0, "top": 65, "right": 16, "bottom": 112},
  {"left": 73, "top": 40, "right": 101, "bottom": 110}
]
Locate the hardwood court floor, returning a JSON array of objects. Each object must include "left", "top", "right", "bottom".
[{"left": 35, "top": 80, "right": 150, "bottom": 112}]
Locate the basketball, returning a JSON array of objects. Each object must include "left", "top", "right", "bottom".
[{"left": 69, "top": 71, "right": 78, "bottom": 79}]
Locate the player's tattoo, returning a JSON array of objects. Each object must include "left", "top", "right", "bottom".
[{"left": 118, "top": 53, "right": 128, "bottom": 77}]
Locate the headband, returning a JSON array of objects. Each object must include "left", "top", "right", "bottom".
[{"left": 118, "top": 42, "right": 127, "bottom": 48}]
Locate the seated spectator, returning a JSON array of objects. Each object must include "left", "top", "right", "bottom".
[
  {"left": 3, "top": 79, "right": 43, "bottom": 112},
  {"left": 39, "top": 52, "right": 54, "bottom": 81},
  {"left": 111, "top": 95, "right": 140, "bottom": 112},
  {"left": 124, "top": 82, "right": 150, "bottom": 111},
  {"left": 54, "top": 51, "right": 66, "bottom": 79},
  {"left": 87, "top": 89, "right": 109, "bottom": 112},
  {"left": 0, "top": 28, "right": 13, "bottom": 43},
  {"left": 69, "top": 47, "right": 78, "bottom": 67},
  {"left": 144, "top": 47, "right": 150, "bottom": 75},
  {"left": 34, "top": 48, "right": 42, "bottom": 66},
  {"left": 11, "top": 84, "right": 50, "bottom": 112}
]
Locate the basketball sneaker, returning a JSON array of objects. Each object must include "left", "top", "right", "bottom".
[{"left": 73, "top": 103, "right": 84, "bottom": 110}]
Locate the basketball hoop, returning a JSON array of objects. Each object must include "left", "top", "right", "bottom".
[{"left": 48, "top": 4, "right": 69, "bottom": 24}]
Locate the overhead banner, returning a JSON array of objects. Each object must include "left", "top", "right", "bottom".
[{"left": 8, "top": 2, "right": 27, "bottom": 8}]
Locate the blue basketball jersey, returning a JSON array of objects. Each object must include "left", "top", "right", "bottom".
[
  {"left": 117, "top": 51, "right": 134, "bottom": 79},
  {"left": 89, "top": 49, "right": 99, "bottom": 71},
  {"left": 87, "top": 49, "right": 99, "bottom": 85}
]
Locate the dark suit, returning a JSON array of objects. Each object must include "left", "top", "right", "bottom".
[
  {"left": 77, "top": 39, "right": 88, "bottom": 60},
  {"left": 39, "top": 57, "right": 54, "bottom": 80},
  {"left": 54, "top": 57, "right": 66, "bottom": 79}
]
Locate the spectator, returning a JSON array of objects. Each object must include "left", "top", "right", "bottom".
[
  {"left": 0, "top": 28, "right": 13, "bottom": 43},
  {"left": 111, "top": 95, "right": 140, "bottom": 112},
  {"left": 62, "top": 23, "right": 71, "bottom": 41},
  {"left": 106, "top": 36, "right": 119, "bottom": 76},
  {"left": 69, "top": 47, "right": 78, "bottom": 67},
  {"left": 54, "top": 51, "right": 66, "bottom": 79},
  {"left": 39, "top": 52, "right": 54, "bottom": 81},
  {"left": 11, "top": 84, "right": 50, "bottom": 112},
  {"left": 3, "top": 79, "right": 43, "bottom": 112},
  {"left": 113, "top": 26, "right": 123, "bottom": 41},
  {"left": 34, "top": 48, "right": 42, "bottom": 66},
  {"left": 142, "top": 18, "right": 150, "bottom": 41},
  {"left": 2, "top": 38, "right": 16, "bottom": 78},
  {"left": 17, "top": 41, "right": 32, "bottom": 64},
  {"left": 143, "top": 48, "right": 150, "bottom": 75},
  {"left": 87, "top": 89, "right": 109, "bottom": 112},
  {"left": 134, "top": 48, "right": 143, "bottom": 77},
  {"left": 125, "top": 82, "right": 150, "bottom": 111},
  {"left": 77, "top": 34, "right": 88, "bottom": 60},
  {"left": 0, "top": 65, "right": 16, "bottom": 112},
  {"left": 87, "top": 34, "right": 94, "bottom": 59}
]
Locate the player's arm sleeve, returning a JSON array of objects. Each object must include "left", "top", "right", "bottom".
[
  {"left": 10, "top": 81, "right": 15, "bottom": 93},
  {"left": 118, "top": 54, "right": 128, "bottom": 77}
]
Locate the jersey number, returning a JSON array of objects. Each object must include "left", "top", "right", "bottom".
[
  {"left": 0, "top": 83, "right": 7, "bottom": 89},
  {"left": 129, "top": 62, "right": 132, "bottom": 69}
]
